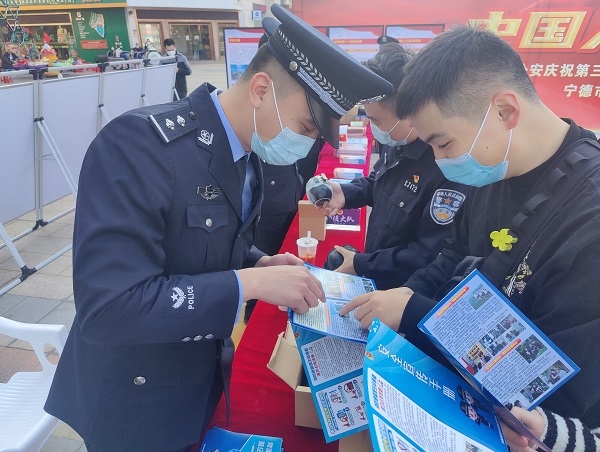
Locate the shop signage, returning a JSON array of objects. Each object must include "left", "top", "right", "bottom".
[{"left": 81, "top": 39, "right": 107, "bottom": 49}]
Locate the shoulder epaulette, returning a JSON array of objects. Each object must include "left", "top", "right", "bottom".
[{"left": 148, "top": 104, "right": 199, "bottom": 144}]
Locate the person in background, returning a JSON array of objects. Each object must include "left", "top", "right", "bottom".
[
  {"left": 244, "top": 31, "right": 326, "bottom": 323},
  {"left": 320, "top": 43, "right": 467, "bottom": 290},
  {"left": 339, "top": 25, "right": 600, "bottom": 451},
  {"left": 44, "top": 5, "right": 392, "bottom": 451},
  {"left": 1, "top": 49, "right": 18, "bottom": 70},
  {"left": 164, "top": 38, "right": 192, "bottom": 100}
]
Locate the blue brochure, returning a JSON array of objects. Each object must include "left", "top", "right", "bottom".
[
  {"left": 200, "top": 427, "right": 282, "bottom": 452},
  {"left": 364, "top": 319, "right": 508, "bottom": 452},
  {"left": 292, "top": 324, "right": 369, "bottom": 443}
]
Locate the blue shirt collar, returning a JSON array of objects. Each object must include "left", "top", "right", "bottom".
[{"left": 209, "top": 88, "right": 248, "bottom": 162}]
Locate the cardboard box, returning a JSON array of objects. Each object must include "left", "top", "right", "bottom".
[
  {"left": 297, "top": 200, "right": 326, "bottom": 241},
  {"left": 339, "top": 430, "right": 373, "bottom": 452},
  {"left": 267, "top": 322, "right": 373, "bottom": 452}
]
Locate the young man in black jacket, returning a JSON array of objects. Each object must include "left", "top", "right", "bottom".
[{"left": 340, "top": 25, "right": 600, "bottom": 451}]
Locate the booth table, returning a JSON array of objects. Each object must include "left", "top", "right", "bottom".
[{"left": 202, "top": 135, "right": 373, "bottom": 452}]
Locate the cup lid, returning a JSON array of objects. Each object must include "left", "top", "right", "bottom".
[{"left": 297, "top": 237, "right": 318, "bottom": 246}]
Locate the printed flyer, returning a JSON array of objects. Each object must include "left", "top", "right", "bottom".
[
  {"left": 364, "top": 320, "right": 508, "bottom": 452},
  {"left": 293, "top": 326, "right": 369, "bottom": 442},
  {"left": 290, "top": 265, "right": 376, "bottom": 342}
]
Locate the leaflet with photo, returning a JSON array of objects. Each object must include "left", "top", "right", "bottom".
[
  {"left": 364, "top": 319, "right": 508, "bottom": 452},
  {"left": 418, "top": 270, "right": 579, "bottom": 413},
  {"left": 293, "top": 325, "right": 369, "bottom": 443},
  {"left": 290, "top": 265, "right": 376, "bottom": 342}
]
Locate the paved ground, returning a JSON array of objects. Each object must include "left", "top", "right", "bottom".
[{"left": 0, "top": 61, "right": 240, "bottom": 452}]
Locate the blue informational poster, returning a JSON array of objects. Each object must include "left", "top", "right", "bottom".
[
  {"left": 363, "top": 320, "right": 508, "bottom": 452},
  {"left": 293, "top": 325, "right": 370, "bottom": 443},
  {"left": 200, "top": 427, "right": 282, "bottom": 452}
]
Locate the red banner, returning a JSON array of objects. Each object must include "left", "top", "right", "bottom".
[{"left": 293, "top": 0, "right": 600, "bottom": 134}]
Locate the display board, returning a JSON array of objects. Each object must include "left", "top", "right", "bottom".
[
  {"left": 143, "top": 64, "right": 177, "bottom": 106},
  {"left": 0, "top": 64, "right": 175, "bottom": 223},
  {"left": 223, "top": 27, "right": 265, "bottom": 87},
  {"left": 0, "top": 83, "right": 36, "bottom": 223},
  {"left": 385, "top": 24, "right": 445, "bottom": 51},
  {"left": 102, "top": 68, "right": 145, "bottom": 122},
  {"left": 41, "top": 74, "right": 101, "bottom": 204},
  {"left": 327, "top": 26, "right": 384, "bottom": 62}
]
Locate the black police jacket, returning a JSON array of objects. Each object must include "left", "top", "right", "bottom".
[{"left": 45, "top": 83, "right": 265, "bottom": 450}]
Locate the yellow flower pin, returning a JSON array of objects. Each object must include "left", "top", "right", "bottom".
[{"left": 490, "top": 229, "right": 518, "bottom": 251}]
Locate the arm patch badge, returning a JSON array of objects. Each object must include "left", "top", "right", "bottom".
[{"left": 430, "top": 189, "right": 465, "bottom": 225}]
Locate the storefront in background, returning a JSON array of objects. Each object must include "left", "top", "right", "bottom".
[
  {"left": 12, "top": 0, "right": 129, "bottom": 63},
  {"left": 132, "top": 8, "right": 239, "bottom": 61}
]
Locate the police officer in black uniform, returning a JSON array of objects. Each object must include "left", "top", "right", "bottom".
[
  {"left": 322, "top": 43, "right": 467, "bottom": 290},
  {"left": 44, "top": 6, "right": 392, "bottom": 451}
]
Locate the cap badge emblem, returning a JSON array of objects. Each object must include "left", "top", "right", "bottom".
[
  {"left": 165, "top": 118, "right": 175, "bottom": 130},
  {"left": 176, "top": 115, "right": 185, "bottom": 127},
  {"left": 197, "top": 184, "right": 221, "bottom": 200},
  {"left": 198, "top": 130, "right": 214, "bottom": 145}
]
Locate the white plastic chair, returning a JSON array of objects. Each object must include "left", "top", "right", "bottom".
[{"left": 0, "top": 316, "right": 68, "bottom": 452}]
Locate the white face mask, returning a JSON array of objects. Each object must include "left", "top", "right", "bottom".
[
  {"left": 166, "top": 50, "right": 176, "bottom": 56},
  {"left": 435, "top": 102, "right": 512, "bottom": 187},
  {"left": 250, "top": 81, "right": 316, "bottom": 166}
]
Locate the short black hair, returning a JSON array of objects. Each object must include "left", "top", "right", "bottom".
[
  {"left": 238, "top": 44, "right": 301, "bottom": 98},
  {"left": 363, "top": 43, "right": 413, "bottom": 110},
  {"left": 396, "top": 25, "right": 540, "bottom": 121},
  {"left": 163, "top": 38, "right": 175, "bottom": 47}
]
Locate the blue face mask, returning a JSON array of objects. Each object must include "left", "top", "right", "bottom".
[
  {"left": 251, "top": 82, "right": 316, "bottom": 166},
  {"left": 371, "top": 121, "right": 413, "bottom": 147},
  {"left": 435, "top": 103, "right": 512, "bottom": 187}
]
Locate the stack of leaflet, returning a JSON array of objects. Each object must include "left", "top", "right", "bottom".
[{"left": 335, "top": 123, "right": 368, "bottom": 179}]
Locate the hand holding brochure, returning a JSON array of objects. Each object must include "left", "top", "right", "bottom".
[{"left": 290, "top": 265, "right": 376, "bottom": 342}]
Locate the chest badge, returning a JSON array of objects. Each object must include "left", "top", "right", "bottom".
[
  {"left": 197, "top": 184, "right": 221, "bottom": 200},
  {"left": 198, "top": 130, "right": 214, "bottom": 145},
  {"left": 165, "top": 118, "right": 175, "bottom": 130},
  {"left": 413, "top": 174, "right": 420, "bottom": 184}
]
